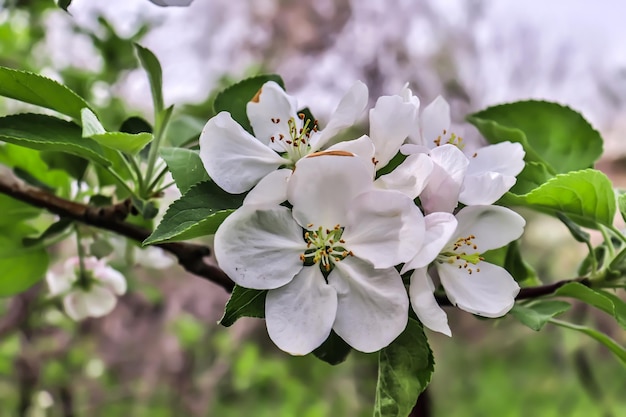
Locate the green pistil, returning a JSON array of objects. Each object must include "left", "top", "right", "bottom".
[
  {"left": 300, "top": 224, "right": 353, "bottom": 272},
  {"left": 441, "top": 251, "right": 483, "bottom": 265}
]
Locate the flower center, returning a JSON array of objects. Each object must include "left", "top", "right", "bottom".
[
  {"left": 299, "top": 224, "right": 353, "bottom": 272},
  {"left": 437, "top": 234, "right": 484, "bottom": 275},
  {"left": 433, "top": 129, "right": 465, "bottom": 150},
  {"left": 270, "top": 113, "right": 319, "bottom": 166}
]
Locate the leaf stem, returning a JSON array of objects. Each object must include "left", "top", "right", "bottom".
[
  {"left": 105, "top": 166, "right": 135, "bottom": 197},
  {"left": 145, "top": 106, "right": 173, "bottom": 193}
]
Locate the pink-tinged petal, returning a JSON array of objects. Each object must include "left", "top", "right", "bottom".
[
  {"left": 243, "top": 168, "right": 291, "bottom": 206},
  {"left": 149, "top": 0, "right": 193, "bottom": 6},
  {"left": 419, "top": 144, "right": 468, "bottom": 213},
  {"left": 93, "top": 266, "right": 127, "bottom": 296},
  {"left": 454, "top": 205, "right": 525, "bottom": 252},
  {"left": 80, "top": 286, "right": 118, "bottom": 318},
  {"left": 289, "top": 152, "right": 372, "bottom": 228},
  {"left": 438, "top": 261, "right": 520, "bottom": 318},
  {"left": 312, "top": 81, "right": 368, "bottom": 150},
  {"left": 329, "top": 257, "right": 409, "bottom": 353},
  {"left": 369, "top": 95, "right": 418, "bottom": 168},
  {"left": 419, "top": 96, "right": 450, "bottom": 148},
  {"left": 247, "top": 81, "right": 298, "bottom": 147},
  {"left": 465, "top": 142, "right": 525, "bottom": 177},
  {"left": 46, "top": 271, "right": 73, "bottom": 296},
  {"left": 214, "top": 206, "right": 306, "bottom": 290},
  {"left": 401, "top": 212, "right": 457, "bottom": 273},
  {"left": 63, "top": 291, "right": 90, "bottom": 321},
  {"left": 459, "top": 171, "right": 516, "bottom": 206},
  {"left": 343, "top": 189, "right": 424, "bottom": 268},
  {"left": 199, "top": 112, "right": 286, "bottom": 194},
  {"left": 327, "top": 135, "right": 376, "bottom": 177},
  {"left": 409, "top": 268, "right": 451, "bottom": 336},
  {"left": 265, "top": 266, "right": 337, "bottom": 355},
  {"left": 375, "top": 153, "right": 433, "bottom": 199}
]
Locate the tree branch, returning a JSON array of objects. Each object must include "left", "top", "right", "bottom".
[{"left": 0, "top": 174, "right": 234, "bottom": 292}]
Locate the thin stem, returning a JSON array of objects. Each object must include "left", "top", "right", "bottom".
[
  {"left": 146, "top": 166, "right": 169, "bottom": 194},
  {"left": 609, "top": 225, "right": 626, "bottom": 245},
  {"left": 145, "top": 106, "right": 173, "bottom": 193},
  {"left": 123, "top": 152, "right": 145, "bottom": 195},
  {"left": 152, "top": 181, "right": 175, "bottom": 196},
  {"left": 105, "top": 166, "right": 136, "bottom": 197},
  {"left": 600, "top": 225, "right": 616, "bottom": 259},
  {"left": 74, "top": 225, "right": 88, "bottom": 287}
]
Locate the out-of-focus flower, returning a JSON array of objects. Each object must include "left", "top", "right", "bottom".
[
  {"left": 148, "top": 0, "right": 194, "bottom": 7},
  {"left": 46, "top": 256, "right": 127, "bottom": 321},
  {"left": 215, "top": 151, "right": 424, "bottom": 355},
  {"left": 408, "top": 205, "right": 525, "bottom": 336}
]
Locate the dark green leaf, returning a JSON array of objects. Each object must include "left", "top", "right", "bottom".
[
  {"left": 555, "top": 282, "right": 626, "bottom": 329},
  {"left": 144, "top": 181, "right": 244, "bottom": 244},
  {"left": 376, "top": 152, "right": 407, "bottom": 177},
  {"left": 509, "top": 161, "right": 553, "bottom": 195},
  {"left": 219, "top": 285, "right": 266, "bottom": 327},
  {"left": 374, "top": 319, "right": 434, "bottom": 417},
  {"left": 504, "top": 240, "right": 540, "bottom": 286},
  {"left": 313, "top": 331, "right": 352, "bottom": 365},
  {"left": 58, "top": 0, "right": 72, "bottom": 12},
  {"left": 213, "top": 74, "right": 285, "bottom": 134},
  {"left": 22, "top": 218, "right": 73, "bottom": 247},
  {"left": 120, "top": 116, "right": 153, "bottom": 134},
  {"left": 0, "top": 114, "right": 110, "bottom": 167},
  {"left": 468, "top": 100, "right": 603, "bottom": 174},
  {"left": 134, "top": 44, "right": 164, "bottom": 114},
  {"left": 556, "top": 212, "right": 591, "bottom": 244},
  {"left": 40, "top": 152, "right": 88, "bottom": 180},
  {"left": 166, "top": 115, "right": 203, "bottom": 147},
  {"left": 0, "top": 66, "right": 90, "bottom": 120},
  {"left": 510, "top": 300, "right": 571, "bottom": 331},
  {"left": 500, "top": 169, "right": 616, "bottom": 229},
  {"left": 160, "top": 147, "right": 210, "bottom": 193}
]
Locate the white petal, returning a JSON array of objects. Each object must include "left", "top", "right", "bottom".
[
  {"left": 329, "top": 257, "right": 409, "bottom": 353},
  {"left": 288, "top": 152, "right": 373, "bottom": 228},
  {"left": 419, "top": 96, "right": 450, "bottom": 148},
  {"left": 312, "top": 81, "right": 368, "bottom": 149},
  {"left": 375, "top": 153, "right": 433, "bottom": 199},
  {"left": 343, "top": 189, "right": 424, "bottom": 268},
  {"left": 243, "top": 168, "right": 291, "bottom": 206},
  {"left": 369, "top": 94, "right": 418, "bottom": 168},
  {"left": 465, "top": 142, "right": 525, "bottom": 177},
  {"left": 214, "top": 206, "right": 305, "bottom": 289},
  {"left": 402, "top": 212, "right": 457, "bottom": 273},
  {"left": 265, "top": 266, "right": 337, "bottom": 355},
  {"left": 459, "top": 171, "right": 516, "bottom": 206},
  {"left": 93, "top": 265, "right": 127, "bottom": 296},
  {"left": 199, "top": 112, "right": 286, "bottom": 194},
  {"left": 409, "top": 268, "right": 451, "bottom": 336},
  {"left": 438, "top": 261, "right": 520, "bottom": 318},
  {"left": 327, "top": 134, "right": 376, "bottom": 177},
  {"left": 46, "top": 271, "right": 73, "bottom": 296},
  {"left": 80, "top": 286, "right": 118, "bottom": 318},
  {"left": 135, "top": 246, "right": 175, "bottom": 269},
  {"left": 149, "top": 0, "right": 193, "bottom": 6},
  {"left": 63, "top": 291, "right": 90, "bottom": 321},
  {"left": 247, "top": 81, "right": 298, "bottom": 147},
  {"left": 400, "top": 143, "right": 430, "bottom": 155},
  {"left": 419, "top": 144, "right": 468, "bottom": 213},
  {"left": 454, "top": 205, "right": 525, "bottom": 252}
]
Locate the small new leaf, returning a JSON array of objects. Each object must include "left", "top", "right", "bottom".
[
  {"left": 219, "top": 285, "right": 267, "bottom": 327},
  {"left": 134, "top": 44, "right": 164, "bottom": 115},
  {"left": 555, "top": 282, "right": 626, "bottom": 329},
  {"left": 510, "top": 300, "right": 571, "bottom": 331}
]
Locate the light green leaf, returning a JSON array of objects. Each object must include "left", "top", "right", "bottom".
[
  {"left": 468, "top": 100, "right": 603, "bottom": 174},
  {"left": 0, "top": 113, "right": 110, "bottom": 167},
  {"left": 160, "top": 147, "right": 210, "bottom": 193},
  {"left": 550, "top": 319, "right": 626, "bottom": 366},
  {"left": 0, "top": 229, "right": 49, "bottom": 297},
  {"left": 510, "top": 300, "right": 571, "bottom": 331},
  {"left": 501, "top": 169, "right": 616, "bottom": 229},
  {"left": 134, "top": 44, "right": 164, "bottom": 114},
  {"left": 219, "top": 285, "right": 267, "bottom": 327},
  {"left": 374, "top": 319, "right": 434, "bottom": 417},
  {"left": 555, "top": 282, "right": 626, "bottom": 329},
  {"left": 0, "top": 194, "right": 41, "bottom": 227},
  {"left": 213, "top": 74, "right": 285, "bottom": 134},
  {"left": 22, "top": 218, "right": 73, "bottom": 247},
  {"left": 81, "top": 108, "right": 153, "bottom": 155},
  {"left": 0, "top": 66, "right": 91, "bottom": 120},
  {"left": 144, "top": 181, "right": 243, "bottom": 245},
  {"left": 618, "top": 192, "right": 626, "bottom": 223}
]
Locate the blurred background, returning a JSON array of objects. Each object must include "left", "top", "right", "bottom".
[{"left": 1, "top": 0, "right": 626, "bottom": 416}]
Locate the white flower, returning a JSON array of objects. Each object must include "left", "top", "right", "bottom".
[
  {"left": 46, "top": 257, "right": 127, "bottom": 321},
  {"left": 215, "top": 151, "right": 425, "bottom": 355},
  {"left": 404, "top": 93, "right": 525, "bottom": 207},
  {"left": 199, "top": 81, "right": 368, "bottom": 198},
  {"left": 408, "top": 205, "right": 525, "bottom": 336},
  {"left": 148, "top": 0, "right": 193, "bottom": 6}
]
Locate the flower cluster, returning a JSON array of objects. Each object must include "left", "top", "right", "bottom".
[{"left": 200, "top": 81, "right": 526, "bottom": 354}]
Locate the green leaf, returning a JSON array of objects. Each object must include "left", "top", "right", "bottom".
[
  {"left": 0, "top": 66, "right": 90, "bottom": 120},
  {"left": 468, "top": 100, "right": 603, "bottom": 174},
  {"left": 500, "top": 170, "right": 616, "bottom": 229},
  {"left": 556, "top": 212, "right": 591, "bottom": 244},
  {"left": 374, "top": 319, "right": 434, "bottom": 417},
  {"left": 22, "top": 218, "right": 73, "bottom": 247},
  {"left": 213, "top": 74, "right": 285, "bottom": 134},
  {"left": 0, "top": 229, "right": 49, "bottom": 297},
  {"left": 509, "top": 161, "right": 553, "bottom": 195},
  {"left": 504, "top": 240, "right": 539, "bottom": 286},
  {"left": 0, "top": 113, "right": 110, "bottom": 167},
  {"left": 40, "top": 152, "right": 88, "bottom": 180},
  {"left": 510, "top": 300, "right": 571, "bottom": 331},
  {"left": 618, "top": 192, "right": 626, "bottom": 223},
  {"left": 144, "top": 181, "right": 243, "bottom": 245},
  {"left": 550, "top": 319, "right": 626, "bottom": 366},
  {"left": 219, "top": 285, "right": 266, "bottom": 327},
  {"left": 166, "top": 115, "right": 203, "bottom": 147},
  {"left": 0, "top": 194, "right": 40, "bottom": 227},
  {"left": 0, "top": 145, "right": 72, "bottom": 192},
  {"left": 81, "top": 108, "right": 153, "bottom": 155},
  {"left": 57, "top": 0, "right": 72, "bottom": 11},
  {"left": 160, "top": 147, "right": 210, "bottom": 193},
  {"left": 555, "top": 282, "right": 626, "bottom": 329},
  {"left": 134, "top": 44, "right": 164, "bottom": 114},
  {"left": 313, "top": 331, "right": 352, "bottom": 366}
]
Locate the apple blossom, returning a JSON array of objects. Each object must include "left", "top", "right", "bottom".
[
  {"left": 407, "top": 205, "right": 525, "bottom": 336},
  {"left": 46, "top": 256, "right": 127, "bottom": 321},
  {"left": 215, "top": 151, "right": 425, "bottom": 355}
]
